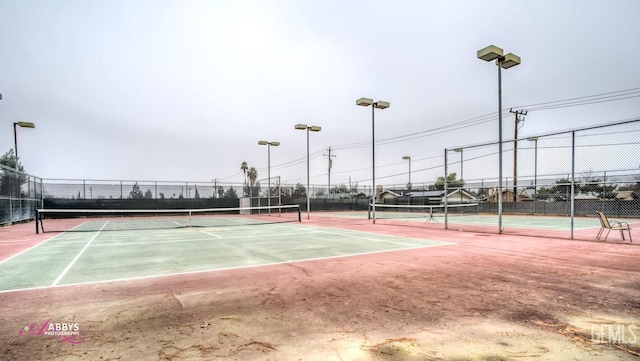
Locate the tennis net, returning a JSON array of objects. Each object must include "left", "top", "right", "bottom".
[
  {"left": 36, "top": 204, "right": 301, "bottom": 233},
  {"left": 369, "top": 203, "right": 479, "bottom": 222}
]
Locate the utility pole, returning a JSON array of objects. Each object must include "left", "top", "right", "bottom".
[
  {"left": 323, "top": 147, "right": 336, "bottom": 196},
  {"left": 510, "top": 108, "right": 528, "bottom": 211}
]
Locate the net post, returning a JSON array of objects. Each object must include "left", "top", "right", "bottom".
[
  {"left": 297, "top": 205, "right": 301, "bottom": 222},
  {"left": 35, "top": 208, "right": 39, "bottom": 234},
  {"left": 37, "top": 209, "right": 45, "bottom": 233}
]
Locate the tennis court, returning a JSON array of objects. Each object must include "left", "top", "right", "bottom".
[
  {"left": 1, "top": 207, "right": 639, "bottom": 361},
  {"left": 0, "top": 206, "right": 450, "bottom": 293},
  {"left": 316, "top": 203, "right": 640, "bottom": 241}
]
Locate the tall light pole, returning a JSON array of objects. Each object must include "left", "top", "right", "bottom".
[
  {"left": 528, "top": 137, "right": 539, "bottom": 215},
  {"left": 295, "top": 123, "right": 321, "bottom": 219},
  {"left": 477, "top": 45, "right": 521, "bottom": 234},
  {"left": 258, "top": 140, "right": 280, "bottom": 214},
  {"left": 402, "top": 155, "right": 411, "bottom": 206},
  {"left": 13, "top": 121, "right": 36, "bottom": 161},
  {"left": 356, "top": 97, "right": 390, "bottom": 224},
  {"left": 453, "top": 148, "right": 463, "bottom": 203}
]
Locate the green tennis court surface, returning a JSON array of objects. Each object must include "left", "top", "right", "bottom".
[{"left": 0, "top": 221, "right": 451, "bottom": 293}]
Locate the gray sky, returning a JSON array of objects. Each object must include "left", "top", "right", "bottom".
[{"left": 1, "top": 0, "right": 639, "bottom": 189}]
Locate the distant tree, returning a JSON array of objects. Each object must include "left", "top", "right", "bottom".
[
  {"left": 434, "top": 173, "right": 463, "bottom": 190},
  {"left": 218, "top": 186, "right": 224, "bottom": 198},
  {"left": 240, "top": 161, "right": 249, "bottom": 196},
  {"left": 350, "top": 180, "right": 360, "bottom": 195},
  {"left": 77, "top": 191, "right": 82, "bottom": 199},
  {"left": 194, "top": 186, "right": 200, "bottom": 199},
  {"left": 293, "top": 183, "right": 306, "bottom": 197},
  {"left": 580, "top": 169, "right": 619, "bottom": 199},
  {"left": 144, "top": 189, "right": 153, "bottom": 198},
  {"left": 0, "top": 149, "right": 27, "bottom": 197},
  {"left": 248, "top": 167, "right": 258, "bottom": 196},
  {"left": 224, "top": 186, "right": 238, "bottom": 199},
  {"left": 159, "top": 192, "right": 165, "bottom": 199},
  {"left": 331, "top": 184, "right": 348, "bottom": 194},
  {"left": 129, "top": 182, "right": 144, "bottom": 199},
  {"left": 550, "top": 178, "right": 574, "bottom": 199}
]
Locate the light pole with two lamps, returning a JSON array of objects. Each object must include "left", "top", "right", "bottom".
[
  {"left": 257, "top": 140, "right": 280, "bottom": 214},
  {"left": 356, "top": 97, "right": 390, "bottom": 224},
  {"left": 295, "top": 123, "right": 321, "bottom": 219},
  {"left": 477, "top": 45, "right": 521, "bottom": 233}
]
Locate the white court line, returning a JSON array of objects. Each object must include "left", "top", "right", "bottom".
[
  {"left": 0, "top": 221, "right": 90, "bottom": 266},
  {"left": 50, "top": 221, "right": 109, "bottom": 286},
  {"left": 198, "top": 230, "right": 222, "bottom": 239},
  {"left": 0, "top": 240, "right": 454, "bottom": 295}
]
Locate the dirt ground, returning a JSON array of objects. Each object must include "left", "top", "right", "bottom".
[{"left": 1, "top": 217, "right": 640, "bottom": 360}]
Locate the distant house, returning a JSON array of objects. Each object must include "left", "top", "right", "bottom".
[
  {"left": 616, "top": 191, "right": 635, "bottom": 201},
  {"left": 574, "top": 193, "right": 599, "bottom": 200},
  {"left": 484, "top": 188, "right": 533, "bottom": 203},
  {"left": 379, "top": 190, "right": 402, "bottom": 202},
  {"left": 379, "top": 189, "right": 477, "bottom": 204}
]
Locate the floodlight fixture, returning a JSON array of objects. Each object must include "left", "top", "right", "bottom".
[
  {"left": 477, "top": 45, "right": 504, "bottom": 62},
  {"left": 356, "top": 97, "right": 373, "bottom": 106},
  {"left": 374, "top": 101, "right": 390, "bottom": 109},
  {"left": 500, "top": 53, "right": 521, "bottom": 69},
  {"left": 16, "top": 121, "right": 36, "bottom": 128}
]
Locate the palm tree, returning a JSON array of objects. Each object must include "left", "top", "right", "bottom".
[
  {"left": 248, "top": 167, "right": 258, "bottom": 197},
  {"left": 240, "top": 161, "right": 249, "bottom": 196}
]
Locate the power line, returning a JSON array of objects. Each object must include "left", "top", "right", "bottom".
[{"left": 218, "top": 87, "right": 640, "bottom": 181}]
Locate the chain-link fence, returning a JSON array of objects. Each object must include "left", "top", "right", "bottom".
[
  {"left": 0, "top": 164, "right": 42, "bottom": 225},
  {"left": 41, "top": 179, "right": 243, "bottom": 201},
  {"left": 443, "top": 118, "right": 640, "bottom": 240}
]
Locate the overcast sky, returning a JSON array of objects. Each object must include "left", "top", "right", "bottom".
[{"left": 1, "top": 0, "right": 639, "bottom": 190}]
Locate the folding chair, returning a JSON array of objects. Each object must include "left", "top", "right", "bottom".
[{"left": 597, "top": 211, "right": 632, "bottom": 242}]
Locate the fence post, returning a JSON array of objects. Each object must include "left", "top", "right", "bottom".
[
  {"left": 570, "top": 131, "right": 575, "bottom": 239},
  {"left": 444, "top": 148, "right": 448, "bottom": 230}
]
